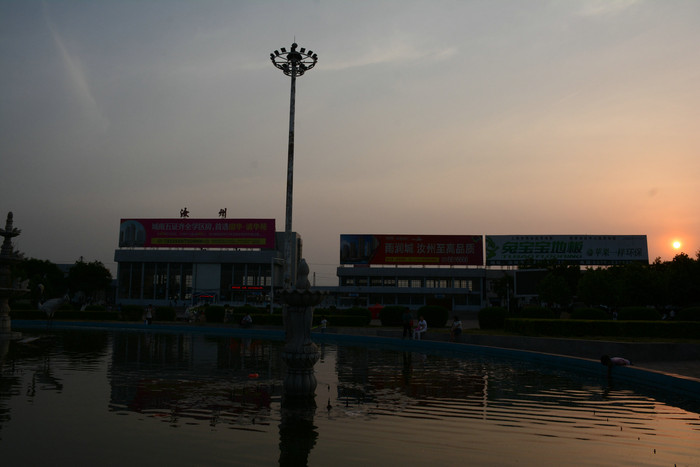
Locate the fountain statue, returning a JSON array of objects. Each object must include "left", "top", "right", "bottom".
[
  {"left": 279, "top": 258, "right": 326, "bottom": 397},
  {"left": 0, "top": 212, "right": 29, "bottom": 341},
  {"left": 277, "top": 258, "right": 325, "bottom": 464}
]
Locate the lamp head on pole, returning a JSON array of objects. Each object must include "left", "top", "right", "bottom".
[{"left": 270, "top": 42, "right": 318, "bottom": 77}]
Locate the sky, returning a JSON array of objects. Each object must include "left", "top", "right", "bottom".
[{"left": 1, "top": 0, "right": 699, "bottom": 286}]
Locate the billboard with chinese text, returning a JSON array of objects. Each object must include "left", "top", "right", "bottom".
[
  {"left": 485, "top": 235, "right": 648, "bottom": 265},
  {"left": 340, "top": 234, "right": 483, "bottom": 266},
  {"left": 119, "top": 219, "right": 275, "bottom": 249}
]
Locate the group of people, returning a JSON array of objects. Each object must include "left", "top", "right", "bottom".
[{"left": 401, "top": 312, "right": 463, "bottom": 341}]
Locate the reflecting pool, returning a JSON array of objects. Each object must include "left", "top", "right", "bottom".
[{"left": 1, "top": 328, "right": 699, "bottom": 466}]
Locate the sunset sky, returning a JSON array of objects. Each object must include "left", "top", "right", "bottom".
[{"left": 2, "top": 1, "right": 698, "bottom": 285}]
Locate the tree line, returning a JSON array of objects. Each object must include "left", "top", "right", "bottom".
[
  {"left": 12, "top": 257, "right": 113, "bottom": 306},
  {"left": 522, "top": 251, "right": 700, "bottom": 311}
]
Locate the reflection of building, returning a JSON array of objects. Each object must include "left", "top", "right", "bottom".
[
  {"left": 114, "top": 218, "right": 300, "bottom": 306},
  {"left": 333, "top": 345, "right": 488, "bottom": 403},
  {"left": 108, "top": 333, "right": 284, "bottom": 427}
]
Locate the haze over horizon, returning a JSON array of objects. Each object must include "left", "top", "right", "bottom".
[{"left": 2, "top": 1, "right": 699, "bottom": 286}]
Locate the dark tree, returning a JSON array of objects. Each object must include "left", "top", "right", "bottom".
[
  {"left": 13, "top": 258, "right": 66, "bottom": 303},
  {"left": 666, "top": 252, "right": 700, "bottom": 307},
  {"left": 613, "top": 262, "right": 655, "bottom": 306},
  {"left": 492, "top": 273, "right": 514, "bottom": 311},
  {"left": 576, "top": 267, "right": 615, "bottom": 307},
  {"left": 536, "top": 273, "right": 572, "bottom": 308},
  {"left": 67, "top": 259, "right": 112, "bottom": 305},
  {"left": 576, "top": 253, "right": 700, "bottom": 310},
  {"left": 531, "top": 264, "right": 579, "bottom": 309}
]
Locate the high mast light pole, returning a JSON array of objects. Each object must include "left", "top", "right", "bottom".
[{"left": 270, "top": 43, "right": 318, "bottom": 290}]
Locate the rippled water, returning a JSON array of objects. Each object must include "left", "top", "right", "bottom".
[{"left": 1, "top": 328, "right": 699, "bottom": 466}]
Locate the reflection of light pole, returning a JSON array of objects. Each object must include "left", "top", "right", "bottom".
[{"left": 270, "top": 43, "right": 318, "bottom": 290}]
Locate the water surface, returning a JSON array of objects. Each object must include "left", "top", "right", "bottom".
[{"left": 1, "top": 328, "right": 699, "bottom": 466}]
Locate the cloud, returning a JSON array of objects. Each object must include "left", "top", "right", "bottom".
[
  {"left": 42, "top": 2, "right": 109, "bottom": 132},
  {"left": 576, "top": 0, "right": 640, "bottom": 17},
  {"left": 322, "top": 40, "right": 457, "bottom": 71}
]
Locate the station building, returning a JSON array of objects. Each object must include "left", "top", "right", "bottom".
[
  {"left": 327, "top": 234, "right": 649, "bottom": 313},
  {"left": 114, "top": 218, "right": 299, "bottom": 307},
  {"left": 114, "top": 222, "right": 648, "bottom": 313}
]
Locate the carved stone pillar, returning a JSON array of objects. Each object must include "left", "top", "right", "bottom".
[
  {"left": 0, "top": 212, "right": 27, "bottom": 340},
  {"left": 280, "top": 259, "right": 325, "bottom": 397}
]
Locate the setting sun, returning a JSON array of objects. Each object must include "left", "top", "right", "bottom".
[{"left": 673, "top": 241, "right": 682, "bottom": 249}]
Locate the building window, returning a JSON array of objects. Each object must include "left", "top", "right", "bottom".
[
  {"left": 383, "top": 278, "right": 396, "bottom": 287},
  {"left": 410, "top": 279, "right": 422, "bottom": 288},
  {"left": 426, "top": 279, "right": 448, "bottom": 288},
  {"left": 183, "top": 264, "right": 193, "bottom": 301},
  {"left": 233, "top": 264, "right": 245, "bottom": 287},
  {"left": 261, "top": 264, "right": 271, "bottom": 286},
  {"left": 244, "top": 264, "right": 260, "bottom": 286},
  {"left": 375, "top": 294, "right": 396, "bottom": 305},
  {"left": 341, "top": 277, "right": 355, "bottom": 286},
  {"left": 168, "top": 263, "right": 183, "bottom": 302},
  {"left": 398, "top": 279, "right": 409, "bottom": 288},
  {"left": 397, "top": 294, "right": 411, "bottom": 305},
  {"left": 220, "top": 264, "right": 233, "bottom": 300},
  {"left": 453, "top": 279, "right": 473, "bottom": 291},
  {"left": 143, "top": 263, "right": 155, "bottom": 299},
  {"left": 118, "top": 263, "right": 133, "bottom": 299},
  {"left": 154, "top": 263, "right": 167, "bottom": 300},
  {"left": 370, "top": 277, "right": 383, "bottom": 287}
]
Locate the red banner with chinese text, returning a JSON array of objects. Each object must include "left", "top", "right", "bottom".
[
  {"left": 119, "top": 219, "right": 275, "bottom": 249},
  {"left": 340, "top": 234, "right": 483, "bottom": 266}
]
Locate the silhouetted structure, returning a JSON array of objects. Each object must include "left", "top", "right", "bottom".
[
  {"left": 270, "top": 42, "right": 318, "bottom": 290},
  {"left": 0, "top": 212, "right": 29, "bottom": 340}
]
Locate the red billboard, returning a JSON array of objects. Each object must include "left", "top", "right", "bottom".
[
  {"left": 119, "top": 218, "right": 275, "bottom": 249},
  {"left": 340, "top": 234, "right": 483, "bottom": 266}
]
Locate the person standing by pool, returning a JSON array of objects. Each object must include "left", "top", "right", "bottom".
[
  {"left": 241, "top": 313, "right": 253, "bottom": 328},
  {"left": 145, "top": 305, "right": 153, "bottom": 325},
  {"left": 601, "top": 354, "right": 631, "bottom": 376},
  {"left": 450, "top": 316, "right": 462, "bottom": 341},
  {"left": 402, "top": 309, "right": 413, "bottom": 339},
  {"left": 320, "top": 316, "right": 328, "bottom": 333},
  {"left": 601, "top": 355, "right": 631, "bottom": 367}
]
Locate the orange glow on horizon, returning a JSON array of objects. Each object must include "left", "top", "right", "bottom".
[{"left": 649, "top": 235, "right": 698, "bottom": 263}]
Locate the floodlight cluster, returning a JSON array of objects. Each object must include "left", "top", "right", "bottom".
[{"left": 270, "top": 43, "right": 318, "bottom": 77}]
